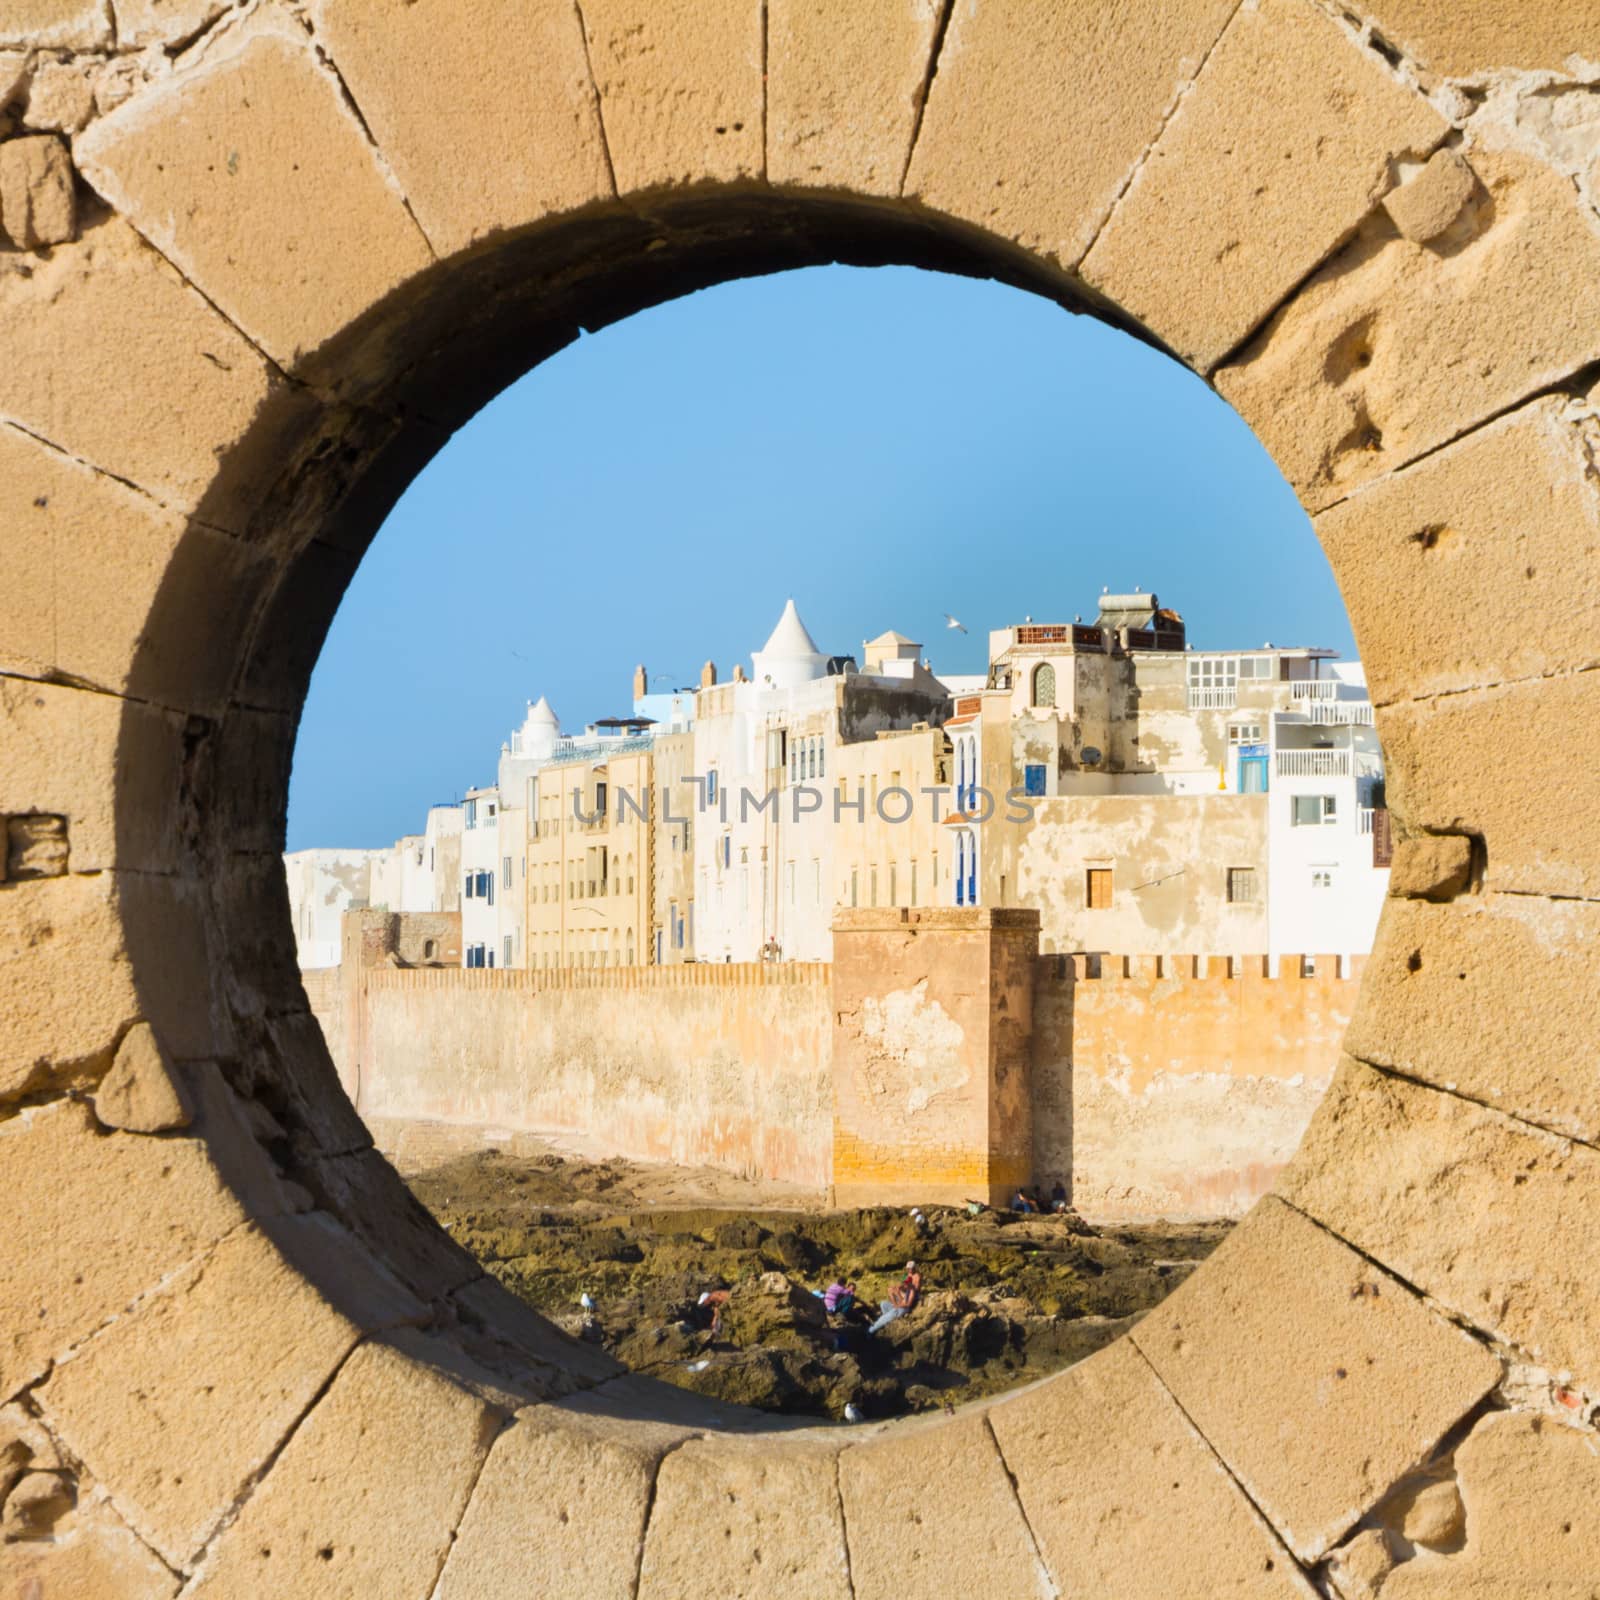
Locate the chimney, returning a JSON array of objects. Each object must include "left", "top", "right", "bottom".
[
  {"left": 700, "top": 660, "right": 718, "bottom": 688},
  {"left": 632, "top": 663, "right": 648, "bottom": 699},
  {"left": 732, "top": 664, "right": 748, "bottom": 683}
]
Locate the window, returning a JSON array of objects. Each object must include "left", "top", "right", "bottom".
[
  {"left": 464, "top": 872, "right": 474, "bottom": 900},
  {"left": 1312, "top": 868, "right": 1334, "bottom": 889},
  {"left": 594, "top": 781, "right": 607, "bottom": 817},
  {"left": 1238, "top": 657, "right": 1273, "bottom": 679},
  {"left": 707, "top": 769, "right": 718, "bottom": 803},
  {"left": 465, "top": 798, "right": 478, "bottom": 830},
  {"left": 1187, "top": 656, "right": 1238, "bottom": 708},
  {"left": 1227, "top": 723, "right": 1263, "bottom": 744},
  {"left": 850, "top": 868, "right": 858, "bottom": 908},
  {"left": 502, "top": 855, "right": 512, "bottom": 889},
  {"left": 1292, "top": 795, "right": 1338, "bottom": 826},
  {"left": 423, "top": 939, "right": 436, "bottom": 960},
  {"left": 889, "top": 864, "right": 898, "bottom": 906},
  {"left": 1023, "top": 763, "right": 1047, "bottom": 797},
  {"left": 1086, "top": 867, "right": 1113, "bottom": 909},
  {"left": 910, "top": 861, "right": 918, "bottom": 905},
  {"left": 1301, "top": 955, "right": 1318, "bottom": 977},
  {"left": 1031, "top": 662, "right": 1056, "bottom": 709},
  {"left": 1227, "top": 867, "right": 1258, "bottom": 904},
  {"left": 503, "top": 935, "right": 513, "bottom": 966}
]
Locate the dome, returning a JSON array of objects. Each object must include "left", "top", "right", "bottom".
[{"left": 750, "top": 599, "right": 828, "bottom": 690}]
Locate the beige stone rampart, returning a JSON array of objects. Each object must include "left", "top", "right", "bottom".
[{"left": 3, "top": 0, "right": 1597, "bottom": 1589}]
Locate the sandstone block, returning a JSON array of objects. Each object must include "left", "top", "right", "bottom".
[
  {"left": 114, "top": 869, "right": 233, "bottom": 1061},
  {"left": 38, "top": 1214, "right": 423, "bottom": 1565},
  {"left": 1324, "top": 1527, "right": 1396, "bottom": 1600},
  {"left": 0, "top": 0, "right": 110, "bottom": 50},
  {"left": 111, "top": 0, "right": 227, "bottom": 49},
  {"left": 0, "top": 1100, "right": 257, "bottom": 1402},
  {"left": 1381, "top": 1412, "right": 1600, "bottom": 1597},
  {"left": 0, "top": 1485, "right": 177, "bottom": 1599},
  {"left": 76, "top": 28, "right": 434, "bottom": 370},
  {"left": 0, "top": 677, "right": 197, "bottom": 876},
  {"left": 0, "top": 1468, "right": 75, "bottom": 1539},
  {"left": 840, "top": 1411, "right": 1052, "bottom": 1600},
  {"left": 1218, "top": 149, "right": 1600, "bottom": 512},
  {"left": 300, "top": 1148, "right": 485, "bottom": 1305},
  {"left": 436, "top": 1404, "right": 691, "bottom": 1599},
  {"left": 1379, "top": 670, "right": 1600, "bottom": 901},
  {"left": 1351, "top": 890, "right": 1600, "bottom": 1139},
  {"left": 768, "top": 0, "right": 942, "bottom": 196},
  {"left": 0, "top": 216, "right": 302, "bottom": 531},
  {"left": 1083, "top": 0, "right": 1445, "bottom": 370},
  {"left": 1386, "top": 834, "right": 1473, "bottom": 901},
  {"left": 23, "top": 57, "right": 96, "bottom": 133},
  {"left": 450, "top": 1273, "right": 624, "bottom": 1391},
  {"left": 580, "top": 0, "right": 764, "bottom": 193},
  {"left": 0, "top": 50, "right": 25, "bottom": 109},
  {"left": 0, "top": 133, "right": 76, "bottom": 249},
  {"left": 1313, "top": 397, "right": 1600, "bottom": 706},
  {"left": 1344, "top": 1, "right": 1600, "bottom": 77},
  {"left": 1130, "top": 1196, "right": 1501, "bottom": 1561},
  {"left": 183, "top": 1334, "right": 507, "bottom": 1599},
  {"left": 989, "top": 1340, "right": 1311, "bottom": 1598},
  {"left": 1281, "top": 1058, "right": 1600, "bottom": 1385},
  {"left": 639, "top": 1432, "right": 849, "bottom": 1598},
  {"left": 0, "top": 873, "right": 137, "bottom": 1102},
  {"left": 1382, "top": 148, "right": 1477, "bottom": 243},
  {"left": 0, "top": 422, "right": 262, "bottom": 713},
  {"left": 905, "top": 0, "right": 1237, "bottom": 272},
  {"left": 310, "top": 0, "right": 612, "bottom": 256},
  {"left": 93, "top": 1021, "right": 193, "bottom": 1132}
]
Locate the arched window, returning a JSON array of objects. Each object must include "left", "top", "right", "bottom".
[{"left": 1032, "top": 662, "right": 1056, "bottom": 709}]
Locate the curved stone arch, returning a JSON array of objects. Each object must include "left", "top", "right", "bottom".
[{"left": 3, "top": 1, "right": 1600, "bottom": 1594}]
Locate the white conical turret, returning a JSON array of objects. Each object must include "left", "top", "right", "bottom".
[
  {"left": 750, "top": 598, "right": 828, "bottom": 690},
  {"left": 522, "top": 694, "right": 561, "bottom": 759}
]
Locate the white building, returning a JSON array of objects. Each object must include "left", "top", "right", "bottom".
[
  {"left": 282, "top": 847, "right": 381, "bottom": 968},
  {"left": 460, "top": 784, "right": 502, "bottom": 967}
]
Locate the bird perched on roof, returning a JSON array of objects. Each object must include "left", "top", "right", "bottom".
[{"left": 943, "top": 613, "right": 968, "bottom": 634}]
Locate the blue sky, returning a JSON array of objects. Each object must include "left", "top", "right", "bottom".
[{"left": 287, "top": 264, "right": 1352, "bottom": 851}]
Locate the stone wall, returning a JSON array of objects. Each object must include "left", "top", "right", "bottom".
[
  {"left": 1034, "top": 953, "right": 1362, "bottom": 1218},
  {"left": 319, "top": 908, "right": 1358, "bottom": 1217},
  {"left": 8, "top": 7, "right": 1592, "bottom": 1584},
  {"left": 355, "top": 963, "right": 834, "bottom": 1188}
]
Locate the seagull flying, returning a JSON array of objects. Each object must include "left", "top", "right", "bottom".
[{"left": 943, "top": 613, "right": 968, "bottom": 635}]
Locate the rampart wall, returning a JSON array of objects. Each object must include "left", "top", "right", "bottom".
[{"left": 319, "top": 911, "right": 1359, "bottom": 1216}]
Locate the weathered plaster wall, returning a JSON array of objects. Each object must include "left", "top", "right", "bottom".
[
  {"left": 1034, "top": 953, "right": 1361, "bottom": 1218},
  {"left": 358, "top": 964, "right": 833, "bottom": 1188},
  {"left": 832, "top": 908, "right": 1037, "bottom": 1208}
]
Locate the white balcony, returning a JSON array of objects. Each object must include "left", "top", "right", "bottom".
[
  {"left": 1357, "top": 807, "right": 1376, "bottom": 835},
  {"left": 1290, "top": 680, "right": 1341, "bottom": 700},
  {"left": 1303, "top": 700, "right": 1375, "bottom": 725},
  {"left": 1188, "top": 686, "right": 1238, "bottom": 711},
  {"left": 1277, "top": 749, "right": 1352, "bottom": 777}
]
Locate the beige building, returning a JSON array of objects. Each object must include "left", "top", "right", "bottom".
[{"left": 524, "top": 738, "right": 653, "bottom": 971}]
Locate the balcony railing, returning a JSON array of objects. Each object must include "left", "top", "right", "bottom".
[
  {"left": 1277, "top": 749, "right": 1352, "bottom": 777},
  {"left": 1303, "top": 700, "right": 1375, "bottom": 725},
  {"left": 1357, "top": 807, "right": 1376, "bottom": 835},
  {"left": 1290, "top": 680, "right": 1341, "bottom": 700},
  {"left": 1187, "top": 686, "right": 1238, "bottom": 711}
]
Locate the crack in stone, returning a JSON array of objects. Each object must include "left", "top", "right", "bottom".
[
  {"left": 980, "top": 1410, "right": 1061, "bottom": 1598},
  {"left": 1078, "top": 0, "right": 1248, "bottom": 279},
  {"left": 896, "top": 0, "right": 954, "bottom": 198},
  {"left": 572, "top": 0, "right": 620, "bottom": 202}
]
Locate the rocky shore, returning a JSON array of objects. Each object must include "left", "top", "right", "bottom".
[{"left": 406, "top": 1143, "right": 1230, "bottom": 1421}]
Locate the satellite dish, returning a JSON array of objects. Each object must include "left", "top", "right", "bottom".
[{"left": 1081, "top": 746, "right": 1103, "bottom": 766}]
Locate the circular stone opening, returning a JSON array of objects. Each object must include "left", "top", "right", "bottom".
[{"left": 281, "top": 256, "right": 1379, "bottom": 1425}]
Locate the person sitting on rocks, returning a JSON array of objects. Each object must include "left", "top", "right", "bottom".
[
  {"left": 1012, "top": 1188, "right": 1038, "bottom": 1214},
  {"left": 1050, "top": 1181, "right": 1069, "bottom": 1213},
  {"left": 697, "top": 1287, "right": 731, "bottom": 1335},
  {"left": 869, "top": 1261, "right": 923, "bottom": 1333},
  {"left": 823, "top": 1278, "right": 859, "bottom": 1318}
]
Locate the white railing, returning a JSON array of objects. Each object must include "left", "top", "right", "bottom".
[
  {"left": 1304, "top": 700, "right": 1375, "bottom": 725},
  {"left": 1357, "top": 807, "right": 1376, "bottom": 834},
  {"left": 1187, "top": 687, "right": 1238, "bottom": 711},
  {"left": 1290, "top": 680, "right": 1340, "bottom": 700},
  {"left": 1277, "top": 749, "right": 1352, "bottom": 777}
]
